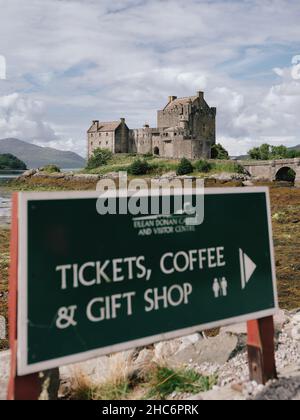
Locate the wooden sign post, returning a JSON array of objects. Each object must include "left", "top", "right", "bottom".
[
  {"left": 247, "top": 317, "right": 277, "bottom": 384},
  {"left": 7, "top": 194, "right": 41, "bottom": 400}
]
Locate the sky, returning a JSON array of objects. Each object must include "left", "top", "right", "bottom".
[{"left": 0, "top": 0, "right": 300, "bottom": 157}]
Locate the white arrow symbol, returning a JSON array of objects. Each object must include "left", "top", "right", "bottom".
[{"left": 239, "top": 249, "right": 257, "bottom": 290}]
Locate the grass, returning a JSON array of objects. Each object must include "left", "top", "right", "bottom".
[
  {"left": 145, "top": 366, "right": 217, "bottom": 400},
  {"left": 71, "top": 372, "right": 131, "bottom": 401},
  {"left": 69, "top": 361, "right": 216, "bottom": 401},
  {"left": 6, "top": 177, "right": 98, "bottom": 192},
  {"left": 85, "top": 155, "right": 245, "bottom": 177},
  {"left": 70, "top": 352, "right": 138, "bottom": 400}
]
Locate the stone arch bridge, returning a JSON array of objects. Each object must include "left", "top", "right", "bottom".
[{"left": 238, "top": 158, "right": 300, "bottom": 184}]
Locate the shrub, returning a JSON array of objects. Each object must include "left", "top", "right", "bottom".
[
  {"left": 176, "top": 158, "right": 193, "bottom": 176},
  {"left": 40, "top": 164, "right": 61, "bottom": 173},
  {"left": 211, "top": 144, "right": 229, "bottom": 160},
  {"left": 0, "top": 153, "right": 27, "bottom": 170},
  {"left": 86, "top": 148, "right": 113, "bottom": 169},
  {"left": 142, "top": 153, "right": 154, "bottom": 159},
  {"left": 128, "top": 159, "right": 150, "bottom": 175},
  {"left": 233, "top": 163, "right": 246, "bottom": 174},
  {"left": 194, "top": 159, "right": 212, "bottom": 173}
]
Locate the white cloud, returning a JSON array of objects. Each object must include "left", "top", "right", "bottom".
[
  {"left": 0, "top": 93, "right": 58, "bottom": 142},
  {"left": 0, "top": 0, "right": 299, "bottom": 156}
]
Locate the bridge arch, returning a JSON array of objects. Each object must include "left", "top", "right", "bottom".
[{"left": 275, "top": 166, "right": 296, "bottom": 183}]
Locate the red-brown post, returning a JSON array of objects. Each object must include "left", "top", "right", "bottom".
[
  {"left": 247, "top": 316, "right": 277, "bottom": 385},
  {"left": 7, "top": 193, "right": 41, "bottom": 400}
]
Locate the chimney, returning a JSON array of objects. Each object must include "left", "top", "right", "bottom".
[
  {"left": 197, "top": 91, "right": 204, "bottom": 99},
  {"left": 168, "top": 96, "right": 177, "bottom": 103},
  {"left": 93, "top": 120, "right": 99, "bottom": 129}
]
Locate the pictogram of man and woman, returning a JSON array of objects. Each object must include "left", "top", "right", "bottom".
[{"left": 213, "top": 277, "right": 228, "bottom": 298}]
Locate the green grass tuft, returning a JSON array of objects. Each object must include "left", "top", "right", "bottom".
[{"left": 146, "top": 366, "right": 217, "bottom": 400}]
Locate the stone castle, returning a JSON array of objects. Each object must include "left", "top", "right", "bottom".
[{"left": 87, "top": 91, "right": 216, "bottom": 160}]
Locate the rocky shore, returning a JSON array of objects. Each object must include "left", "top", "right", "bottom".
[{"left": 19, "top": 168, "right": 255, "bottom": 183}]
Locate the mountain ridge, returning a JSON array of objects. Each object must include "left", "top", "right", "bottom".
[{"left": 0, "top": 138, "right": 85, "bottom": 169}]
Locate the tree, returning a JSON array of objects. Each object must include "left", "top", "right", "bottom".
[
  {"left": 270, "top": 145, "right": 288, "bottom": 159},
  {"left": 248, "top": 144, "right": 270, "bottom": 160},
  {"left": 248, "top": 147, "right": 261, "bottom": 160},
  {"left": 259, "top": 144, "right": 271, "bottom": 160},
  {"left": 176, "top": 158, "right": 194, "bottom": 176},
  {"left": 286, "top": 149, "right": 300, "bottom": 158},
  {"left": 211, "top": 144, "right": 229, "bottom": 160},
  {"left": 248, "top": 143, "right": 300, "bottom": 160},
  {"left": 86, "top": 148, "right": 113, "bottom": 169},
  {"left": 0, "top": 153, "right": 27, "bottom": 170}
]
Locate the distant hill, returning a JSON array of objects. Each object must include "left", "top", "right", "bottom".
[
  {"left": 0, "top": 138, "right": 85, "bottom": 169},
  {"left": 289, "top": 144, "right": 300, "bottom": 152}
]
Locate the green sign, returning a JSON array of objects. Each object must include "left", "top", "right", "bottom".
[{"left": 17, "top": 187, "right": 278, "bottom": 375}]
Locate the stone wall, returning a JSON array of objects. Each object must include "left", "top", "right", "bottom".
[{"left": 88, "top": 131, "right": 115, "bottom": 158}]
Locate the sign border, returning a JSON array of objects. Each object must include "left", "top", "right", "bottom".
[{"left": 17, "top": 187, "right": 278, "bottom": 375}]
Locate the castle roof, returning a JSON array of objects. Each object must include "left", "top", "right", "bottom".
[
  {"left": 97, "top": 121, "right": 121, "bottom": 132},
  {"left": 87, "top": 121, "right": 122, "bottom": 133},
  {"left": 164, "top": 96, "right": 198, "bottom": 111}
]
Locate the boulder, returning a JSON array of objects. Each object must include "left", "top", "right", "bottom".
[
  {"left": 21, "top": 169, "right": 37, "bottom": 178},
  {"left": 274, "top": 309, "right": 289, "bottom": 331},
  {"left": 254, "top": 376, "right": 300, "bottom": 400},
  {"left": 169, "top": 333, "right": 238, "bottom": 367},
  {"left": 159, "top": 171, "right": 177, "bottom": 179},
  {"left": 154, "top": 333, "right": 203, "bottom": 362},
  {"left": 72, "top": 174, "right": 100, "bottom": 182},
  {"left": 134, "top": 349, "right": 154, "bottom": 371},
  {"left": 33, "top": 172, "right": 65, "bottom": 179},
  {"left": 60, "top": 356, "right": 110, "bottom": 384},
  {"left": 291, "top": 326, "right": 300, "bottom": 341},
  {"left": 103, "top": 172, "right": 120, "bottom": 179}
]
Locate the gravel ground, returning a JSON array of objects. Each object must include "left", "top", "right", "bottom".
[
  {"left": 0, "top": 351, "right": 10, "bottom": 400},
  {"left": 188, "top": 319, "right": 300, "bottom": 400}
]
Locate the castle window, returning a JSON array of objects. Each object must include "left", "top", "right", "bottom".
[{"left": 106, "top": 133, "right": 108, "bottom": 136}]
